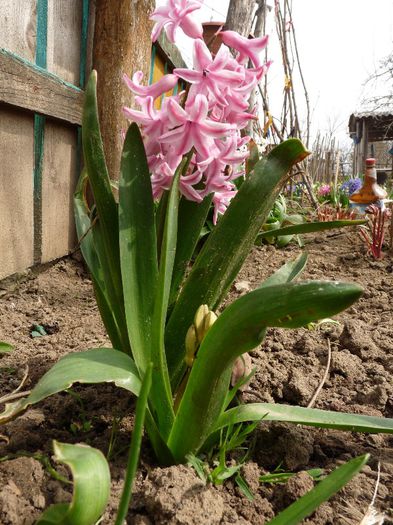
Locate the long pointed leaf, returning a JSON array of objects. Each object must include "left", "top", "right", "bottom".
[
  {"left": 0, "top": 349, "right": 141, "bottom": 424},
  {"left": 119, "top": 123, "right": 158, "bottom": 372},
  {"left": 149, "top": 162, "right": 185, "bottom": 438},
  {"left": 258, "top": 219, "right": 366, "bottom": 239},
  {"left": 74, "top": 172, "right": 125, "bottom": 351},
  {"left": 214, "top": 403, "right": 393, "bottom": 434},
  {"left": 37, "top": 441, "right": 110, "bottom": 525},
  {"left": 82, "top": 72, "right": 128, "bottom": 352},
  {"left": 259, "top": 252, "right": 308, "bottom": 289},
  {"left": 166, "top": 139, "right": 310, "bottom": 385},
  {"left": 266, "top": 454, "right": 369, "bottom": 525},
  {"left": 168, "top": 281, "right": 362, "bottom": 461}
]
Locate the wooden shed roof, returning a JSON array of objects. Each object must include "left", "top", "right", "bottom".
[{"left": 348, "top": 110, "right": 393, "bottom": 141}]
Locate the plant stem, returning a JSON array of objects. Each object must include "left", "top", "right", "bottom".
[{"left": 115, "top": 364, "right": 152, "bottom": 525}]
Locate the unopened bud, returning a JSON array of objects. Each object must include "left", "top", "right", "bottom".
[
  {"left": 203, "top": 311, "right": 218, "bottom": 334},
  {"left": 185, "top": 325, "right": 198, "bottom": 367},
  {"left": 194, "top": 304, "right": 209, "bottom": 343}
]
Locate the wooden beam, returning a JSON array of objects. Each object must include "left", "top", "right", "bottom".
[{"left": 0, "top": 49, "right": 83, "bottom": 125}]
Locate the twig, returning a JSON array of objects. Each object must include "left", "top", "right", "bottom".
[
  {"left": 307, "top": 339, "right": 331, "bottom": 408},
  {"left": 0, "top": 366, "right": 30, "bottom": 405},
  {"left": 0, "top": 390, "right": 31, "bottom": 405}
]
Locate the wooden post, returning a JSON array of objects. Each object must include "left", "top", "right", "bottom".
[{"left": 93, "top": 0, "right": 154, "bottom": 179}]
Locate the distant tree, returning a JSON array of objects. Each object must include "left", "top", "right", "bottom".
[{"left": 362, "top": 51, "right": 393, "bottom": 111}]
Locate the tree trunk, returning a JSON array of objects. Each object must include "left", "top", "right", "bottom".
[
  {"left": 224, "top": 0, "right": 255, "bottom": 36},
  {"left": 93, "top": 0, "right": 154, "bottom": 179}
]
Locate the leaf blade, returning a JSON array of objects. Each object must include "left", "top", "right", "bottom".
[
  {"left": 37, "top": 441, "right": 111, "bottom": 525},
  {"left": 266, "top": 455, "right": 369, "bottom": 525}
]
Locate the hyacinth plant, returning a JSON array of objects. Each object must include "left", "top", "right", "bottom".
[{"left": 2, "top": 0, "right": 393, "bottom": 472}]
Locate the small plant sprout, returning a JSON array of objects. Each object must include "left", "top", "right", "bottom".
[{"left": 358, "top": 204, "right": 392, "bottom": 259}]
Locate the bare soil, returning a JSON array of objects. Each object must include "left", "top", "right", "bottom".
[{"left": 0, "top": 230, "right": 392, "bottom": 524}]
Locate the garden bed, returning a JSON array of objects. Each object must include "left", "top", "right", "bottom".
[{"left": 0, "top": 229, "right": 392, "bottom": 524}]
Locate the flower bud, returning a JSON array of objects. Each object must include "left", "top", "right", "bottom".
[
  {"left": 203, "top": 311, "right": 218, "bottom": 334},
  {"left": 194, "top": 304, "right": 209, "bottom": 343},
  {"left": 185, "top": 325, "right": 198, "bottom": 367}
]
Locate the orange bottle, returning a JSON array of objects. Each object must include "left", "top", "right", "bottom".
[{"left": 350, "top": 158, "right": 387, "bottom": 204}]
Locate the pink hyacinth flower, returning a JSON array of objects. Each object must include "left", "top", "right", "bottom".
[
  {"left": 123, "top": 71, "right": 178, "bottom": 100},
  {"left": 159, "top": 94, "right": 235, "bottom": 159},
  {"left": 151, "top": 0, "right": 204, "bottom": 43},
  {"left": 174, "top": 39, "right": 244, "bottom": 106},
  {"left": 220, "top": 31, "right": 269, "bottom": 68}
]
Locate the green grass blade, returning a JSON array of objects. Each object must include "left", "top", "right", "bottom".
[
  {"left": 115, "top": 363, "right": 152, "bottom": 525},
  {"left": 214, "top": 403, "right": 393, "bottom": 434},
  {"left": 266, "top": 454, "right": 369, "bottom": 525},
  {"left": 169, "top": 194, "right": 213, "bottom": 308},
  {"left": 168, "top": 281, "right": 362, "bottom": 461},
  {"left": 0, "top": 349, "right": 141, "bottom": 424},
  {"left": 166, "top": 139, "right": 310, "bottom": 385},
  {"left": 258, "top": 219, "right": 366, "bottom": 239},
  {"left": 37, "top": 441, "right": 111, "bottom": 525},
  {"left": 119, "top": 123, "right": 158, "bottom": 372},
  {"left": 259, "top": 252, "right": 308, "bottom": 288}
]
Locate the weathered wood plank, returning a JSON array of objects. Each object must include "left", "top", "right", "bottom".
[
  {"left": 0, "top": 0, "right": 36, "bottom": 62},
  {"left": 0, "top": 49, "right": 84, "bottom": 125},
  {"left": 0, "top": 107, "right": 34, "bottom": 280},
  {"left": 47, "top": 0, "right": 82, "bottom": 84},
  {"left": 41, "top": 121, "right": 78, "bottom": 263}
]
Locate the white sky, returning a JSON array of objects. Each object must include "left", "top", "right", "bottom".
[{"left": 156, "top": 0, "right": 393, "bottom": 146}]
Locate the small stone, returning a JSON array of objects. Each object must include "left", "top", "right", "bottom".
[{"left": 234, "top": 281, "right": 252, "bottom": 293}]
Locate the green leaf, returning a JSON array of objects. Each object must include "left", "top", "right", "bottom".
[
  {"left": 119, "top": 123, "right": 158, "bottom": 373},
  {"left": 266, "top": 454, "right": 369, "bottom": 525},
  {"left": 0, "top": 349, "right": 141, "bottom": 424},
  {"left": 260, "top": 468, "right": 324, "bottom": 484},
  {"left": 74, "top": 171, "right": 126, "bottom": 352},
  {"left": 81, "top": 72, "right": 129, "bottom": 353},
  {"left": 115, "top": 363, "right": 152, "bottom": 525},
  {"left": 258, "top": 219, "right": 366, "bottom": 239},
  {"left": 166, "top": 139, "right": 310, "bottom": 386},
  {"left": 259, "top": 252, "right": 308, "bottom": 288},
  {"left": 168, "top": 281, "right": 362, "bottom": 461},
  {"left": 214, "top": 403, "right": 393, "bottom": 434},
  {"left": 169, "top": 195, "right": 213, "bottom": 308},
  {"left": 37, "top": 441, "right": 110, "bottom": 525},
  {"left": 150, "top": 160, "right": 186, "bottom": 438},
  {"left": 0, "top": 342, "right": 13, "bottom": 354},
  {"left": 235, "top": 474, "right": 254, "bottom": 501}
]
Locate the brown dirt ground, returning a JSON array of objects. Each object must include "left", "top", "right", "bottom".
[{"left": 0, "top": 229, "right": 392, "bottom": 524}]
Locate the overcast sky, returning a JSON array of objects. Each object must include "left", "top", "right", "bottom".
[{"left": 156, "top": 0, "right": 393, "bottom": 146}]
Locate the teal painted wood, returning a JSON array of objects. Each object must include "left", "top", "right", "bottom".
[
  {"left": 149, "top": 45, "right": 156, "bottom": 85},
  {"left": 0, "top": 48, "right": 83, "bottom": 93},
  {"left": 33, "top": 0, "right": 48, "bottom": 263},
  {"left": 79, "top": 0, "right": 90, "bottom": 88}
]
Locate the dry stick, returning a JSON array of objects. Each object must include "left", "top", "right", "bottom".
[
  {"left": 285, "top": 0, "right": 311, "bottom": 147},
  {"left": 358, "top": 462, "right": 385, "bottom": 525},
  {"left": 0, "top": 366, "right": 31, "bottom": 405},
  {"left": 307, "top": 339, "right": 332, "bottom": 408}
]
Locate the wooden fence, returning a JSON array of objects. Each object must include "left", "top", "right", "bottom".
[
  {"left": 0, "top": 0, "right": 92, "bottom": 280},
  {"left": 0, "top": 2, "right": 185, "bottom": 281}
]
